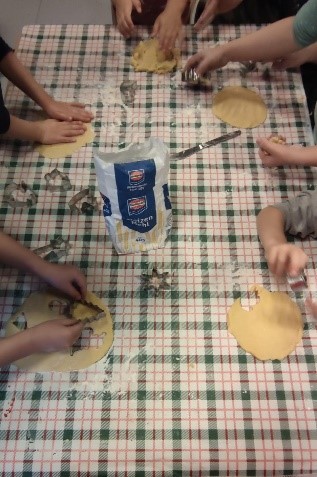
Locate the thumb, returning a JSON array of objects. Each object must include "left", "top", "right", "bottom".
[
  {"left": 63, "top": 318, "right": 85, "bottom": 329},
  {"left": 256, "top": 138, "right": 278, "bottom": 155}
]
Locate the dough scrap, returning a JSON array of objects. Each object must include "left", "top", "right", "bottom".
[
  {"left": 131, "top": 38, "right": 179, "bottom": 74},
  {"left": 227, "top": 285, "right": 302, "bottom": 361},
  {"left": 35, "top": 125, "right": 95, "bottom": 159},
  {"left": 212, "top": 86, "right": 267, "bottom": 128},
  {"left": 6, "top": 290, "right": 113, "bottom": 372}
]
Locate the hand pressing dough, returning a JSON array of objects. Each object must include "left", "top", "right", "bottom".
[
  {"left": 212, "top": 86, "right": 267, "bottom": 128},
  {"left": 6, "top": 290, "right": 113, "bottom": 372},
  {"left": 131, "top": 38, "right": 179, "bottom": 74},
  {"left": 227, "top": 285, "right": 302, "bottom": 361},
  {"left": 35, "top": 125, "right": 95, "bottom": 159}
]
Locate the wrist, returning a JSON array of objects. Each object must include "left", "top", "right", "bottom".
[
  {"left": 217, "top": 44, "right": 230, "bottom": 67},
  {"left": 24, "top": 253, "right": 51, "bottom": 281},
  {"left": 36, "top": 93, "right": 54, "bottom": 112},
  {"left": 165, "top": 0, "right": 186, "bottom": 15}
]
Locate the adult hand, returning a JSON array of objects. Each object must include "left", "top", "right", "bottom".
[
  {"left": 29, "top": 318, "right": 85, "bottom": 353},
  {"left": 44, "top": 99, "right": 94, "bottom": 123},
  {"left": 36, "top": 119, "right": 86, "bottom": 145},
  {"left": 153, "top": 11, "right": 183, "bottom": 52},
  {"left": 115, "top": 0, "right": 142, "bottom": 37},
  {"left": 40, "top": 263, "right": 87, "bottom": 300},
  {"left": 265, "top": 243, "right": 308, "bottom": 277},
  {"left": 257, "top": 138, "right": 299, "bottom": 167},
  {"left": 185, "top": 46, "right": 227, "bottom": 75}
]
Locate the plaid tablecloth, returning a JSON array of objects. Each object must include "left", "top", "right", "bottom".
[{"left": 0, "top": 24, "right": 317, "bottom": 476}]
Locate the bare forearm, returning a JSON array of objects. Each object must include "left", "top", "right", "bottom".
[
  {"left": 256, "top": 207, "right": 287, "bottom": 252},
  {"left": 291, "top": 146, "right": 317, "bottom": 166},
  {"left": 1, "top": 115, "right": 42, "bottom": 142},
  {"left": 0, "top": 51, "right": 52, "bottom": 110},
  {"left": 165, "top": 0, "right": 188, "bottom": 14},
  {"left": 222, "top": 17, "right": 300, "bottom": 63},
  {"left": 0, "top": 232, "right": 47, "bottom": 278},
  {"left": 0, "top": 332, "right": 35, "bottom": 367}
]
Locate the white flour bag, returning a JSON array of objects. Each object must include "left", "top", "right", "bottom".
[{"left": 93, "top": 138, "right": 172, "bottom": 254}]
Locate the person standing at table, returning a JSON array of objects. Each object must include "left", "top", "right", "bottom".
[
  {"left": 112, "top": 0, "right": 190, "bottom": 51},
  {"left": 0, "top": 35, "right": 93, "bottom": 145},
  {"left": 185, "top": 0, "right": 317, "bottom": 164},
  {"left": 112, "top": 0, "right": 249, "bottom": 50},
  {"left": 0, "top": 231, "right": 87, "bottom": 368}
]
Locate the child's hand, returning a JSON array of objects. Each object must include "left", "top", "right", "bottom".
[
  {"left": 39, "top": 263, "right": 87, "bottom": 300},
  {"left": 257, "top": 138, "right": 299, "bottom": 167},
  {"left": 115, "top": 0, "right": 142, "bottom": 37},
  {"left": 36, "top": 119, "right": 86, "bottom": 145},
  {"left": 265, "top": 243, "right": 308, "bottom": 277},
  {"left": 29, "top": 318, "right": 84, "bottom": 353},
  {"left": 44, "top": 100, "right": 94, "bottom": 123},
  {"left": 153, "top": 11, "right": 183, "bottom": 52},
  {"left": 185, "top": 47, "right": 227, "bottom": 76}
]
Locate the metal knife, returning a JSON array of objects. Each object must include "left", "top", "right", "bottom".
[{"left": 170, "top": 130, "right": 241, "bottom": 160}]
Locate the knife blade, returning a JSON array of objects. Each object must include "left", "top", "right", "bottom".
[{"left": 170, "top": 130, "right": 241, "bottom": 160}]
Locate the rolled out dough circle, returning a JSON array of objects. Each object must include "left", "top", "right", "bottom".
[
  {"left": 212, "top": 86, "right": 267, "bottom": 128},
  {"left": 131, "top": 38, "right": 179, "bottom": 74},
  {"left": 6, "top": 290, "right": 113, "bottom": 372},
  {"left": 227, "top": 285, "right": 302, "bottom": 361},
  {"left": 35, "top": 125, "right": 95, "bottom": 159}
]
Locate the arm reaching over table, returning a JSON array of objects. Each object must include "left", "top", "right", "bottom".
[
  {"left": 256, "top": 206, "right": 308, "bottom": 278},
  {"left": 185, "top": 16, "right": 298, "bottom": 75},
  {"left": 257, "top": 138, "right": 317, "bottom": 167},
  {"left": 257, "top": 201, "right": 317, "bottom": 321},
  {"left": 256, "top": 189, "right": 317, "bottom": 279},
  {"left": 186, "top": 0, "right": 317, "bottom": 75},
  {"left": 0, "top": 231, "right": 86, "bottom": 301},
  {"left": 0, "top": 230, "right": 87, "bottom": 367},
  {"left": 0, "top": 319, "right": 84, "bottom": 368},
  {"left": 0, "top": 36, "right": 93, "bottom": 145}
]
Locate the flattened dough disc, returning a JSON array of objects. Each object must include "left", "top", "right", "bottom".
[
  {"left": 35, "top": 125, "right": 95, "bottom": 159},
  {"left": 6, "top": 290, "right": 113, "bottom": 372},
  {"left": 227, "top": 286, "right": 302, "bottom": 361},
  {"left": 212, "top": 86, "right": 267, "bottom": 128},
  {"left": 131, "top": 38, "right": 179, "bottom": 74}
]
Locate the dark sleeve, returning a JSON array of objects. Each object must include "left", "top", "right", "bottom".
[
  {"left": 0, "top": 37, "right": 12, "bottom": 134},
  {"left": 0, "top": 36, "right": 13, "bottom": 62},
  {"left": 273, "top": 190, "right": 317, "bottom": 238},
  {"left": 0, "top": 82, "right": 10, "bottom": 134}
]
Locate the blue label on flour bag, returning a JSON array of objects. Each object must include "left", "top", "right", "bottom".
[
  {"left": 114, "top": 159, "right": 157, "bottom": 233},
  {"left": 101, "top": 193, "right": 112, "bottom": 216}
]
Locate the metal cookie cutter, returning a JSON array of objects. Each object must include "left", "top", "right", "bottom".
[
  {"left": 287, "top": 272, "right": 308, "bottom": 292},
  {"left": 69, "top": 299, "right": 106, "bottom": 324},
  {"left": 181, "top": 68, "right": 212, "bottom": 89}
]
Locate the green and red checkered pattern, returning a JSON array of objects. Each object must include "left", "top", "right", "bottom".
[{"left": 0, "top": 24, "right": 317, "bottom": 476}]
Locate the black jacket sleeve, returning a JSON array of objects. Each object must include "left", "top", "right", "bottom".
[{"left": 0, "top": 36, "right": 13, "bottom": 134}]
